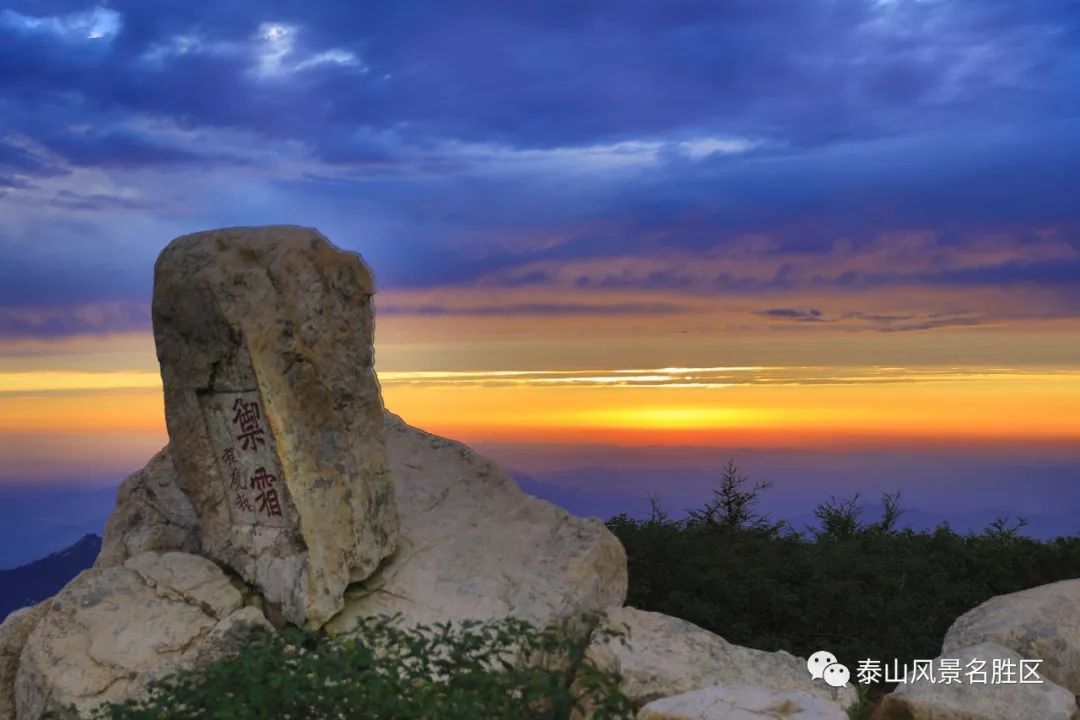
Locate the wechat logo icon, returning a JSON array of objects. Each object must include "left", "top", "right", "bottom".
[{"left": 808, "top": 649, "right": 850, "bottom": 688}]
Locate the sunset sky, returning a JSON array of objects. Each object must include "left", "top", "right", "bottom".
[{"left": 1, "top": 1, "right": 1078, "bottom": 504}]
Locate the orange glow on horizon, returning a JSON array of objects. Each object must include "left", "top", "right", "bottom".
[
  {"left": 0, "top": 390, "right": 165, "bottom": 435},
  {"left": 2, "top": 366, "right": 1077, "bottom": 448},
  {"left": 1, "top": 325, "right": 1078, "bottom": 478}
]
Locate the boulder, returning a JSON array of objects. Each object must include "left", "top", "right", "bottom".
[
  {"left": 14, "top": 552, "right": 269, "bottom": 720},
  {"left": 95, "top": 445, "right": 199, "bottom": 568},
  {"left": 874, "top": 641, "right": 1078, "bottom": 720},
  {"left": 942, "top": 579, "right": 1080, "bottom": 694},
  {"left": 585, "top": 607, "right": 855, "bottom": 711},
  {"left": 637, "top": 684, "right": 848, "bottom": 720},
  {"left": 0, "top": 603, "right": 48, "bottom": 720},
  {"left": 326, "top": 414, "right": 628, "bottom": 632},
  {"left": 152, "top": 226, "right": 398, "bottom": 628}
]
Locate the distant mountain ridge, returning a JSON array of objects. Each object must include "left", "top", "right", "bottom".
[{"left": 0, "top": 533, "right": 101, "bottom": 623}]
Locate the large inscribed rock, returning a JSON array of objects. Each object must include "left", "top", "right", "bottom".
[
  {"left": 95, "top": 414, "right": 627, "bottom": 637},
  {"left": 152, "top": 226, "right": 397, "bottom": 628}
]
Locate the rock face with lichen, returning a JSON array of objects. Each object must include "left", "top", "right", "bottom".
[{"left": 152, "top": 226, "right": 398, "bottom": 628}]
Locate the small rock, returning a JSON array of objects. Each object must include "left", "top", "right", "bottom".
[
  {"left": 585, "top": 607, "right": 855, "bottom": 710},
  {"left": 942, "top": 578, "right": 1080, "bottom": 694},
  {"left": 637, "top": 683, "right": 849, "bottom": 720},
  {"left": 875, "top": 641, "right": 1079, "bottom": 720}
]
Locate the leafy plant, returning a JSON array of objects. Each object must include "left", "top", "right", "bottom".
[{"left": 86, "top": 614, "right": 634, "bottom": 720}]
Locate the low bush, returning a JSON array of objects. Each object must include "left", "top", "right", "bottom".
[
  {"left": 607, "top": 460, "right": 1080, "bottom": 684},
  {"left": 85, "top": 614, "right": 634, "bottom": 720}
]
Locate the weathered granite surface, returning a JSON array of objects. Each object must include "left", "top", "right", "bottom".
[
  {"left": 327, "top": 413, "right": 628, "bottom": 632},
  {"left": 942, "top": 578, "right": 1080, "bottom": 694},
  {"left": 153, "top": 226, "right": 398, "bottom": 628},
  {"left": 14, "top": 552, "right": 269, "bottom": 720},
  {"left": 95, "top": 445, "right": 199, "bottom": 568},
  {"left": 875, "top": 641, "right": 1078, "bottom": 720},
  {"left": 585, "top": 607, "right": 856, "bottom": 711}
]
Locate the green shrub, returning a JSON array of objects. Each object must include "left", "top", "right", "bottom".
[
  {"left": 608, "top": 462, "right": 1080, "bottom": 689},
  {"left": 86, "top": 614, "right": 634, "bottom": 720}
]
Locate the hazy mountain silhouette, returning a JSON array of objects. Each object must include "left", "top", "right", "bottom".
[{"left": 0, "top": 533, "right": 101, "bottom": 623}]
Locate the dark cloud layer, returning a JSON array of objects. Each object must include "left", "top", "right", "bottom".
[
  {"left": 3, "top": 1, "right": 1075, "bottom": 151},
  {"left": 0, "top": 0, "right": 1078, "bottom": 336}
]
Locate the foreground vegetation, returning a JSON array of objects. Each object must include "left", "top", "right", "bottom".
[
  {"left": 607, "top": 460, "right": 1080, "bottom": 688},
  {"left": 85, "top": 615, "right": 634, "bottom": 720}
]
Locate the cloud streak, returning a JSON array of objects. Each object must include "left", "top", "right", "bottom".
[
  {"left": 378, "top": 365, "right": 1080, "bottom": 390},
  {"left": 5, "top": 364, "right": 1078, "bottom": 397},
  {"left": 0, "top": 302, "right": 150, "bottom": 339},
  {"left": 379, "top": 301, "right": 690, "bottom": 317}
]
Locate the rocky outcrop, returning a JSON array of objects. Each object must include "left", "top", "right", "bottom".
[
  {"left": 14, "top": 552, "right": 269, "bottom": 720},
  {"left": 874, "top": 641, "right": 1078, "bottom": 720},
  {"left": 152, "top": 226, "right": 398, "bottom": 628},
  {"left": 637, "top": 684, "right": 848, "bottom": 720},
  {"left": 95, "top": 445, "right": 199, "bottom": 568},
  {"left": 0, "top": 603, "right": 47, "bottom": 720},
  {"left": 941, "top": 578, "right": 1080, "bottom": 695},
  {"left": 96, "top": 413, "right": 627, "bottom": 636},
  {"left": 585, "top": 607, "right": 856, "bottom": 711},
  {"left": 326, "top": 414, "right": 628, "bottom": 632},
  {"left": 12, "top": 225, "right": 870, "bottom": 719}
]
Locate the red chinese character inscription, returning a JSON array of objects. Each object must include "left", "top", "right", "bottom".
[
  {"left": 228, "top": 467, "right": 244, "bottom": 491},
  {"left": 250, "top": 467, "right": 283, "bottom": 518},
  {"left": 234, "top": 492, "right": 254, "bottom": 513},
  {"left": 232, "top": 398, "right": 266, "bottom": 452}
]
